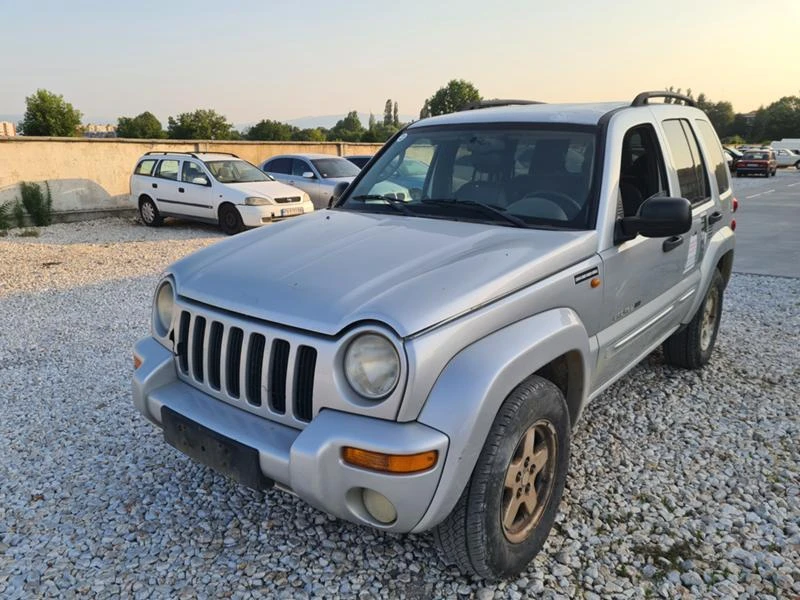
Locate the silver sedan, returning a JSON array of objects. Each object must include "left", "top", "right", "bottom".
[{"left": 260, "top": 154, "right": 360, "bottom": 209}]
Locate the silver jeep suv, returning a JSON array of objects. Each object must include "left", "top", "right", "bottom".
[{"left": 132, "top": 91, "right": 736, "bottom": 579}]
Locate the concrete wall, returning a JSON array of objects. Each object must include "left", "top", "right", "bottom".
[{"left": 0, "top": 137, "right": 384, "bottom": 221}]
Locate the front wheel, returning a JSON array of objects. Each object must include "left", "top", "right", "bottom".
[
  {"left": 663, "top": 269, "right": 724, "bottom": 369},
  {"left": 795, "top": 161, "right": 800, "bottom": 171},
  {"left": 219, "top": 204, "right": 244, "bottom": 235},
  {"left": 433, "top": 376, "right": 570, "bottom": 579}
]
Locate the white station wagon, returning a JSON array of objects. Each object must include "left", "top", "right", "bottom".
[{"left": 130, "top": 152, "right": 314, "bottom": 234}]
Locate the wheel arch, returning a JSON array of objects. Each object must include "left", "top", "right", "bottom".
[
  {"left": 138, "top": 193, "right": 154, "bottom": 206},
  {"left": 412, "top": 308, "right": 590, "bottom": 533}
]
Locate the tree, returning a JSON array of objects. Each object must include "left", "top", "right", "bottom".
[
  {"left": 756, "top": 96, "right": 800, "bottom": 141},
  {"left": 420, "top": 100, "right": 431, "bottom": 120},
  {"left": 20, "top": 89, "right": 83, "bottom": 136},
  {"left": 291, "top": 127, "right": 327, "bottom": 142},
  {"left": 425, "top": 79, "right": 481, "bottom": 116},
  {"left": 328, "top": 111, "right": 365, "bottom": 141},
  {"left": 393, "top": 101, "right": 399, "bottom": 127},
  {"left": 383, "top": 99, "right": 393, "bottom": 127},
  {"left": 245, "top": 119, "right": 296, "bottom": 141},
  {"left": 116, "top": 111, "right": 164, "bottom": 139},
  {"left": 368, "top": 113, "right": 376, "bottom": 130},
  {"left": 167, "top": 109, "right": 235, "bottom": 140}
]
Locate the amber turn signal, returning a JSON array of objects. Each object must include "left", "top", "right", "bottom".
[
  {"left": 134, "top": 355, "right": 142, "bottom": 370},
  {"left": 342, "top": 447, "right": 438, "bottom": 474},
  {"left": 590, "top": 277, "right": 601, "bottom": 288}
]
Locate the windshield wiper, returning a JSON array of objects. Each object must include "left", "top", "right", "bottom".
[
  {"left": 349, "top": 195, "right": 415, "bottom": 216},
  {"left": 421, "top": 198, "right": 528, "bottom": 228}
]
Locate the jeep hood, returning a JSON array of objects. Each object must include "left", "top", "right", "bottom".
[{"left": 171, "top": 211, "right": 597, "bottom": 337}]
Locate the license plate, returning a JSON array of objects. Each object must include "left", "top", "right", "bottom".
[
  {"left": 161, "top": 407, "right": 273, "bottom": 490},
  {"left": 281, "top": 207, "right": 304, "bottom": 216}
]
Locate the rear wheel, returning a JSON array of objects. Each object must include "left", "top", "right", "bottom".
[
  {"left": 219, "top": 204, "right": 244, "bottom": 235},
  {"left": 663, "top": 269, "right": 724, "bottom": 369},
  {"left": 433, "top": 376, "right": 570, "bottom": 580},
  {"left": 795, "top": 160, "right": 800, "bottom": 170},
  {"left": 139, "top": 197, "right": 162, "bottom": 227}
]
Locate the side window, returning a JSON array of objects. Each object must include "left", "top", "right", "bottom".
[
  {"left": 618, "top": 124, "right": 668, "bottom": 217},
  {"left": 264, "top": 158, "right": 291, "bottom": 174},
  {"left": 155, "top": 159, "right": 180, "bottom": 181},
  {"left": 662, "top": 119, "right": 710, "bottom": 204},
  {"left": 181, "top": 161, "right": 207, "bottom": 184},
  {"left": 694, "top": 120, "right": 730, "bottom": 194},
  {"left": 134, "top": 159, "right": 157, "bottom": 176},
  {"left": 291, "top": 159, "right": 311, "bottom": 176}
]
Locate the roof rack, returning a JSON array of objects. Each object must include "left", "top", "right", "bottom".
[
  {"left": 143, "top": 151, "right": 240, "bottom": 158},
  {"left": 460, "top": 99, "right": 545, "bottom": 111},
  {"left": 631, "top": 91, "right": 696, "bottom": 107}
]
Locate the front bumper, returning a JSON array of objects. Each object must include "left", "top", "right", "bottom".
[
  {"left": 238, "top": 200, "right": 314, "bottom": 227},
  {"left": 132, "top": 337, "right": 448, "bottom": 533}
]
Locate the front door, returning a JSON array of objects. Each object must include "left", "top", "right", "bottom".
[
  {"left": 287, "top": 158, "right": 322, "bottom": 206},
  {"left": 177, "top": 160, "right": 216, "bottom": 220}
]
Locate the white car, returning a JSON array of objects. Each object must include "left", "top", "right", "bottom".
[
  {"left": 130, "top": 152, "right": 314, "bottom": 234},
  {"left": 774, "top": 148, "right": 800, "bottom": 169}
]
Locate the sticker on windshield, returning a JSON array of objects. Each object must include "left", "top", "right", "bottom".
[{"left": 397, "top": 133, "right": 407, "bottom": 143}]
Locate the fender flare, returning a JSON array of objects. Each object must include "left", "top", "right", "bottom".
[{"left": 411, "top": 307, "right": 590, "bottom": 532}]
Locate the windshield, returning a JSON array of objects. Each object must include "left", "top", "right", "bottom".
[
  {"left": 339, "top": 125, "right": 598, "bottom": 229},
  {"left": 311, "top": 158, "right": 360, "bottom": 179},
  {"left": 206, "top": 160, "right": 273, "bottom": 183}
]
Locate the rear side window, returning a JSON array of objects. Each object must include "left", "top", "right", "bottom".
[
  {"left": 155, "top": 159, "right": 180, "bottom": 181},
  {"left": 264, "top": 157, "right": 291, "bottom": 174},
  {"left": 662, "top": 119, "right": 710, "bottom": 204},
  {"left": 694, "top": 120, "right": 730, "bottom": 194},
  {"left": 135, "top": 159, "right": 156, "bottom": 176}
]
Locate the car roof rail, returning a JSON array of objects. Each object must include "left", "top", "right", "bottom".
[
  {"left": 460, "top": 99, "right": 545, "bottom": 111},
  {"left": 631, "top": 91, "right": 697, "bottom": 107},
  {"left": 143, "top": 151, "right": 199, "bottom": 158}
]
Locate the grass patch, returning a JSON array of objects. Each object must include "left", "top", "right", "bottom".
[
  {"left": 633, "top": 539, "right": 698, "bottom": 581},
  {"left": 17, "top": 228, "right": 40, "bottom": 238}
]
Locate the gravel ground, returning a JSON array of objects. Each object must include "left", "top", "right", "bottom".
[{"left": 1, "top": 218, "right": 798, "bottom": 599}]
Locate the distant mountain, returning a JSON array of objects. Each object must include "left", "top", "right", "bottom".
[
  {"left": 0, "top": 114, "right": 22, "bottom": 124},
  {"left": 287, "top": 112, "right": 416, "bottom": 130}
]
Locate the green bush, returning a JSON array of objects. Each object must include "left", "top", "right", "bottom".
[
  {"left": 18, "top": 181, "right": 53, "bottom": 226},
  {"left": 13, "top": 201, "right": 25, "bottom": 228},
  {"left": 0, "top": 202, "right": 11, "bottom": 230}
]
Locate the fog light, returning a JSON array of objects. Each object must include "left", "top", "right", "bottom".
[{"left": 362, "top": 488, "right": 397, "bottom": 524}]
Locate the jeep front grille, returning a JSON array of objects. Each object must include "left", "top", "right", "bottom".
[{"left": 175, "top": 308, "right": 317, "bottom": 427}]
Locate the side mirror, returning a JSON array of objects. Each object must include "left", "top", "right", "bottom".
[
  {"left": 192, "top": 176, "right": 209, "bottom": 186},
  {"left": 302, "top": 171, "right": 315, "bottom": 179},
  {"left": 617, "top": 196, "right": 691, "bottom": 242},
  {"left": 329, "top": 181, "right": 351, "bottom": 207}
]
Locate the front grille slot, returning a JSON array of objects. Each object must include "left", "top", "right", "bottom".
[
  {"left": 208, "top": 322, "right": 224, "bottom": 390},
  {"left": 191, "top": 316, "right": 206, "bottom": 382},
  {"left": 177, "top": 311, "right": 191, "bottom": 373},
  {"left": 294, "top": 346, "right": 317, "bottom": 422},
  {"left": 226, "top": 327, "right": 244, "bottom": 398},
  {"left": 274, "top": 196, "right": 301, "bottom": 204},
  {"left": 269, "top": 340, "right": 290, "bottom": 414},
  {"left": 246, "top": 333, "right": 266, "bottom": 406}
]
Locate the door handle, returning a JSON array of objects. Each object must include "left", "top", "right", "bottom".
[
  {"left": 178, "top": 187, "right": 185, "bottom": 193},
  {"left": 708, "top": 211, "right": 723, "bottom": 225},
  {"left": 152, "top": 183, "right": 158, "bottom": 189},
  {"left": 662, "top": 235, "right": 683, "bottom": 252}
]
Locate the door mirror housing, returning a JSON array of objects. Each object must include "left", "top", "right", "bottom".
[
  {"left": 329, "top": 181, "right": 351, "bottom": 207},
  {"left": 191, "top": 176, "right": 210, "bottom": 186},
  {"left": 302, "top": 171, "right": 316, "bottom": 179},
  {"left": 617, "top": 196, "right": 691, "bottom": 243}
]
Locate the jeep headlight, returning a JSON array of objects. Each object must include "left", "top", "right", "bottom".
[
  {"left": 344, "top": 333, "right": 400, "bottom": 400},
  {"left": 245, "top": 196, "right": 271, "bottom": 206},
  {"left": 153, "top": 279, "right": 175, "bottom": 337}
]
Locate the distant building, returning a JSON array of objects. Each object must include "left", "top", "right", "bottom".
[
  {"left": 83, "top": 123, "right": 117, "bottom": 138},
  {"left": 0, "top": 121, "right": 16, "bottom": 136}
]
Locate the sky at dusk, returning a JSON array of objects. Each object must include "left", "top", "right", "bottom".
[{"left": 1, "top": 0, "right": 798, "bottom": 125}]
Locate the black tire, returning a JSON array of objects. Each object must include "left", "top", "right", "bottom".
[
  {"left": 663, "top": 269, "right": 724, "bottom": 369},
  {"left": 219, "top": 204, "right": 244, "bottom": 235},
  {"left": 139, "top": 196, "right": 163, "bottom": 227},
  {"left": 794, "top": 161, "right": 800, "bottom": 170},
  {"left": 433, "top": 376, "right": 570, "bottom": 580}
]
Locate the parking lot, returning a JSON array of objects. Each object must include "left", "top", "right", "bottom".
[{"left": 0, "top": 187, "right": 798, "bottom": 598}]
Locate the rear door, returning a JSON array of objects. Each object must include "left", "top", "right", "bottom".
[
  {"left": 262, "top": 157, "right": 292, "bottom": 185},
  {"left": 288, "top": 158, "right": 322, "bottom": 204},
  {"left": 151, "top": 159, "right": 183, "bottom": 215}
]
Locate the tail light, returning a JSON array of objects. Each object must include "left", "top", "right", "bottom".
[
  {"left": 731, "top": 219, "right": 737, "bottom": 231},
  {"left": 732, "top": 198, "right": 739, "bottom": 212}
]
